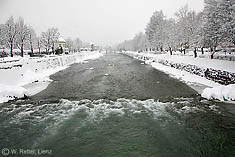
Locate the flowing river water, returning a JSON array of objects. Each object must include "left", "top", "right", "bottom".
[{"left": 0, "top": 53, "right": 234, "bottom": 157}]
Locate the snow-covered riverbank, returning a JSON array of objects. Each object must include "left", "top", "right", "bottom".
[
  {"left": 0, "top": 51, "right": 103, "bottom": 103},
  {"left": 122, "top": 51, "right": 235, "bottom": 102}
]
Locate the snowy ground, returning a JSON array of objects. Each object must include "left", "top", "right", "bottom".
[
  {"left": 121, "top": 51, "right": 235, "bottom": 102},
  {"left": 0, "top": 51, "right": 103, "bottom": 103}
]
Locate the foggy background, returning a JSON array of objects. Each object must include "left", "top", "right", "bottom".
[{"left": 0, "top": 0, "right": 204, "bottom": 46}]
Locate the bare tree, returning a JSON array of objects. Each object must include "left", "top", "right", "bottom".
[
  {"left": 16, "top": 17, "right": 30, "bottom": 57},
  {"left": 28, "top": 26, "right": 37, "bottom": 54},
  {"left": 203, "top": 0, "right": 221, "bottom": 56},
  {"left": 36, "top": 37, "right": 42, "bottom": 55},
  {"left": 2, "top": 16, "right": 17, "bottom": 57},
  {"left": 74, "top": 38, "right": 82, "bottom": 52},
  {"left": 41, "top": 27, "right": 60, "bottom": 54},
  {"left": 41, "top": 31, "right": 50, "bottom": 53},
  {"left": 165, "top": 19, "right": 177, "bottom": 55},
  {"left": 0, "top": 24, "right": 5, "bottom": 46},
  {"left": 65, "top": 38, "right": 74, "bottom": 52},
  {"left": 50, "top": 28, "right": 60, "bottom": 54},
  {"left": 175, "top": 5, "right": 192, "bottom": 53}
]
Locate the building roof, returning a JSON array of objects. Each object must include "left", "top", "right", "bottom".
[{"left": 57, "top": 37, "right": 66, "bottom": 43}]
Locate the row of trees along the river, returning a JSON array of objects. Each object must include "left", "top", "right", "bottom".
[
  {"left": 117, "top": 0, "right": 235, "bottom": 58},
  {"left": 0, "top": 16, "right": 83, "bottom": 57}
]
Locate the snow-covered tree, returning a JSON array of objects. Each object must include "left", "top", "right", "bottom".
[
  {"left": 174, "top": 5, "right": 201, "bottom": 53},
  {"left": 164, "top": 19, "right": 178, "bottom": 55},
  {"left": 203, "top": 0, "right": 221, "bottom": 51},
  {"left": 145, "top": 8, "right": 200, "bottom": 54},
  {"left": 27, "top": 26, "right": 37, "bottom": 54},
  {"left": 66, "top": 38, "right": 74, "bottom": 52},
  {"left": 41, "top": 32, "right": 50, "bottom": 53},
  {"left": 117, "top": 32, "right": 150, "bottom": 52},
  {"left": 74, "top": 38, "right": 82, "bottom": 52},
  {"left": 174, "top": 5, "right": 190, "bottom": 50},
  {"left": 16, "top": 17, "right": 30, "bottom": 57},
  {"left": 50, "top": 28, "right": 60, "bottom": 53},
  {"left": 122, "top": 1, "right": 234, "bottom": 57},
  {"left": 191, "top": 12, "right": 205, "bottom": 54},
  {"left": 145, "top": 10, "right": 165, "bottom": 51},
  {"left": 41, "top": 27, "right": 60, "bottom": 53},
  {"left": 132, "top": 32, "right": 149, "bottom": 51},
  {"left": 217, "top": 0, "right": 235, "bottom": 46},
  {"left": 0, "top": 24, "right": 5, "bottom": 46},
  {"left": 202, "top": 0, "right": 235, "bottom": 58},
  {"left": 116, "top": 39, "right": 134, "bottom": 51},
  {"left": 36, "top": 37, "right": 42, "bottom": 55},
  {"left": 2, "top": 16, "right": 18, "bottom": 57}
]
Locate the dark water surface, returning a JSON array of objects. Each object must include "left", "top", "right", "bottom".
[{"left": 0, "top": 53, "right": 234, "bottom": 157}]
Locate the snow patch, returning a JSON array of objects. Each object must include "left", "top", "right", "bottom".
[
  {"left": 88, "top": 67, "right": 94, "bottom": 70},
  {"left": 202, "top": 84, "right": 235, "bottom": 101},
  {"left": 0, "top": 84, "right": 27, "bottom": 103}
]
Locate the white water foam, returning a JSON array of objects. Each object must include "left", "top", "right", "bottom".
[
  {"left": 2, "top": 99, "right": 171, "bottom": 125},
  {"left": 2, "top": 98, "right": 217, "bottom": 126},
  {"left": 1, "top": 98, "right": 221, "bottom": 148}
]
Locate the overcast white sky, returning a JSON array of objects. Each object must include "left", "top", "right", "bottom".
[{"left": 0, "top": 0, "right": 204, "bottom": 46}]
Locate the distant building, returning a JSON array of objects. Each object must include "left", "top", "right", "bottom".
[
  {"left": 80, "top": 47, "right": 92, "bottom": 51},
  {"left": 54, "top": 37, "right": 66, "bottom": 54}
]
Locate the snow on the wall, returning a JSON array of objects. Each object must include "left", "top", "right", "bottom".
[
  {"left": 122, "top": 51, "right": 235, "bottom": 102},
  {"left": 124, "top": 51, "right": 235, "bottom": 85},
  {"left": 0, "top": 52, "right": 102, "bottom": 86}
]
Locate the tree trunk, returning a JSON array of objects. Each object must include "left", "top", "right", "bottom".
[
  {"left": 201, "top": 47, "right": 204, "bottom": 55},
  {"left": 210, "top": 47, "right": 213, "bottom": 52},
  {"left": 38, "top": 40, "right": 41, "bottom": 55},
  {"left": 39, "top": 47, "right": 41, "bottom": 55},
  {"left": 47, "top": 39, "right": 50, "bottom": 54},
  {"left": 21, "top": 43, "right": 24, "bottom": 57},
  {"left": 194, "top": 47, "right": 197, "bottom": 58},
  {"left": 211, "top": 52, "right": 214, "bottom": 59},
  {"left": 30, "top": 41, "right": 34, "bottom": 54},
  {"left": 210, "top": 46, "right": 217, "bottom": 59},
  {"left": 169, "top": 47, "right": 172, "bottom": 55},
  {"left": 52, "top": 46, "right": 54, "bottom": 54},
  {"left": 214, "top": 46, "right": 216, "bottom": 52},
  {"left": 10, "top": 42, "right": 13, "bottom": 57}
]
